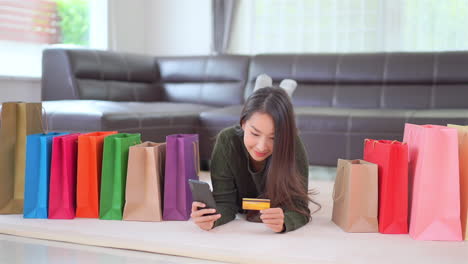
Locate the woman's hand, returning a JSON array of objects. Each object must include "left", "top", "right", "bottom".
[
  {"left": 190, "top": 202, "right": 221, "bottom": 231},
  {"left": 260, "top": 207, "right": 285, "bottom": 233}
]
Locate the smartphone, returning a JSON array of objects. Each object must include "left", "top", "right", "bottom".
[{"left": 188, "top": 179, "right": 217, "bottom": 214}]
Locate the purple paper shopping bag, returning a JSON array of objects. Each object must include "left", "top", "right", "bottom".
[
  {"left": 48, "top": 133, "right": 81, "bottom": 219},
  {"left": 163, "top": 134, "right": 200, "bottom": 221}
]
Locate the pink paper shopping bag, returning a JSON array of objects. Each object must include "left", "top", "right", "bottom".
[
  {"left": 48, "top": 133, "right": 81, "bottom": 219},
  {"left": 403, "top": 123, "right": 462, "bottom": 241}
]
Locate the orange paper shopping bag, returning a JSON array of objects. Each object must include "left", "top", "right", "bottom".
[
  {"left": 76, "top": 131, "right": 117, "bottom": 218},
  {"left": 448, "top": 124, "right": 468, "bottom": 240},
  {"left": 404, "top": 124, "right": 462, "bottom": 241}
]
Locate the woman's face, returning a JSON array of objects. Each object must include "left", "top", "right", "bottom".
[{"left": 242, "top": 112, "right": 275, "bottom": 162}]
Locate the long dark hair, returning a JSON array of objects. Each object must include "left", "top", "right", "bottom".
[{"left": 240, "top": 87, "right": 320, "bottom": 220}]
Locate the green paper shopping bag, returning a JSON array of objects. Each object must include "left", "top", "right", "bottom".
[
  {"left": 99, "top": 133, "right": 141, "bottom": 220},
  {"left": 0, "top": 102, "right": 43, "bottom": 214}
]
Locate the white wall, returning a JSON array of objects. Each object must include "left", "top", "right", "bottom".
[
  {"left": 0, "top": 77, "right": 41, "bottom": 103},
  {"left": 108, "top": 0, "right": 147, "bottom": 53},
  {"left": 145, "top": 0, "right": 212, "bottom": 56},
  {"left": 108, "top": 0, "right": 212, "bottom": 56}
]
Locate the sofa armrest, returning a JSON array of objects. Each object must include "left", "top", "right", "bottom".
[
  {"left": 41, "top": 48, "right": 161, "bottom": 101},
  {"left": 42, "top": 49, "right": 78, "bottom": 100}
]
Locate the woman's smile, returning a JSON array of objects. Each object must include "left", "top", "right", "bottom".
[{"left": 254, "top": 150, "right": 268, "bottom": 158}]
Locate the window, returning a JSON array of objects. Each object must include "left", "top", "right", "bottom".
[
  {"left": 229, "top": 0, "right": 468, "bottom": 54},
  {"left": 401, "top": 0, "right": 468, "bottom": 51},
  {"left": 0, "top": 0, "right": 107, "bottom": 77}
]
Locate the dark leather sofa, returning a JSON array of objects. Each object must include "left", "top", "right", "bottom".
[{"left": 41, "top": 48, "right": 468, "bottom": 166}]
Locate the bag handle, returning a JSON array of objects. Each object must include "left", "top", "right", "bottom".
[
  {"left": 41, "top": 106, "right": 49, "bottom": 134},
  {"left": 390, "top": 140, "right": 406, "bottom": 145},
  {"left": 364, "top": 139, "right": 406, "bottom": 149},
  {"left": 332, "top": 164, "right": 346, "bottom": 201},
  {"left": 364, "top": 138, "right": 378, "bottom": 150},
  {"left": 193, "top": 141, "right": 200, "bottom": 175},
  {"left": 144, "top": 147, "right": 155, "bottom": 201}
]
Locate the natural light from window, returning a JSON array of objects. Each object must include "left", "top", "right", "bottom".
[
  {"left": 0, "top": 0, "right": 107, "bottom": 78},
  {"left": 229, "top": 0, "right": 468, "bottom": 54}
]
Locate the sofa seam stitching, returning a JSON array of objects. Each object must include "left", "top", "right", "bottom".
[
  {"left": 333, "top": 54, "right": 342, "bottom": 107},
  {"left": 381, "top": 53, "right": 388, "bottom": 109},
  {"left": 431, "top": 53, "right": 438, "bottom": 109}
]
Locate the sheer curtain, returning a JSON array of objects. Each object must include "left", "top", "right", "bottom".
[
  {"left": 228, "top": 0, "right": 468, "bottom": 54},
  {"left": 212, "top": 0, "right": 238, "bottom": 54}
]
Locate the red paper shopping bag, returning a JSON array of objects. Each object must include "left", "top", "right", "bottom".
[
  {"left": 363, "top": 139, "right": 408, "bottom": 234},
  {"left": 48, "top": 133, "right": 81, "bottom": 219}
]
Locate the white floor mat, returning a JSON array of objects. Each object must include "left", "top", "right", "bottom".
[{"left": 0, "top": 181, "right": 466, "bottom": 264}]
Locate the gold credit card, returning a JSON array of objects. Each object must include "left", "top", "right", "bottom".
[{"left": 242, "top": 198, "right": 271, "bottom": 210}]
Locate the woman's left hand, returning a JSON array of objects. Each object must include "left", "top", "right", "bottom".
[{"left": 260, "top": 207, "right": 285, "bottom": 233}]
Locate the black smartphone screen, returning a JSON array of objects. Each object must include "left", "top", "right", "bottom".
[{"left": 188, "top": 179, "right": 217, "bottom": 214}]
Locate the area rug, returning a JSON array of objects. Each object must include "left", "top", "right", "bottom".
[{"left": 0, "top": 180, "right": 466, "bottom": 264}]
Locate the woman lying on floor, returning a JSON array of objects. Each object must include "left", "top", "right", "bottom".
[{"left": 191, "top": 74, "right": 320, "bottom": 233}]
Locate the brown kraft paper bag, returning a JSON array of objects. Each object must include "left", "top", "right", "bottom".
[
  {"left": 0, "top": 102, "right": 43, "bottom": 214},
  {"left": 332, "top": 159, "right": 379, "bottom": 232},
  {"left": 123, "top": 142, "right": 166, "bottom": 221}
]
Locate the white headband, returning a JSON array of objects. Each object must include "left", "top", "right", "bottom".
[{"left": 253, "top": 74, "right": 297, "bottom": 97}]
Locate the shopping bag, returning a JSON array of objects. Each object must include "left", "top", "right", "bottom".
[
  {"left": 76, "top": 131, "right": 118, "bottom": 218},
  {"left": 447, "top": 124, "right": 468, "bottom": 240},
  {"left": 48, "top": 133, "right": 81, "bottom": 219},
  {"left": 23, "top": 132, "right": 69, "bottom": 218},
  {"left": 99, "top": 133, "right": 141, "bottom": 220},
  {"left": 404, "top": 123, "right": 462, "bottom": 241},
  {"left": 163, "top": 134, "right": 200, "bottom": 221},
  {"left": 363, "top": 139, "right": 409, "bottom": 234},
  {"left": 123, "top": 142, "right": 166, "bottom": 222},
  {"left": 0, "top": 102, "right": 43, "bottom": 214},
  {"left": 332, "top": 159, "right": 378, "bottom": 232}
]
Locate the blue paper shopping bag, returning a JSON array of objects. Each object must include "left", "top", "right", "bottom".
[{"left": 23, "top": 132, "right": 68, "bottom": 218}]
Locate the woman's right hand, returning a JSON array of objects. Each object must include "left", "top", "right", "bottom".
[{"left": 191, "top": 202, "right": 221, "bottom": 231}]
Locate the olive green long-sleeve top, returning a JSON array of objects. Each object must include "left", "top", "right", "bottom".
[{"left": 210, "top": 125, "right": 310, "bottom": 232}]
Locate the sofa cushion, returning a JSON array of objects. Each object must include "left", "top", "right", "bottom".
[
  {"left": 408, "top": 109, "right": 468, "bottom": 125},
  {"left": 199, "top": 105, "right": 242, "bottom": 128},
  {"left": 43, "top": 100, "right": 215, "bottom": 142},
  {"left": 198, "top": 105, "right": 468, "bottom": 165},
  {"left": 295, "top": 107, "right": 412, "bottom": 133},
  {"left": 300, "top": 107, "right": 468, "bottom": 165},
  {"left": 158, "top": 55, "right": 250, "bottom": 107},
  {"left": 246, "top": 52, "right": 468, "bottom": 109},
  {"left": 295, "top": 107, "right": 409, "bottom": 165},
  {"left": 198, "top": 105, "right": 242, "bottom": 160}
]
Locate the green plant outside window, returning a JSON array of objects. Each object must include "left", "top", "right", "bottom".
[{"left": 54, "top": 0, "right": 90, "bottom": 46}]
